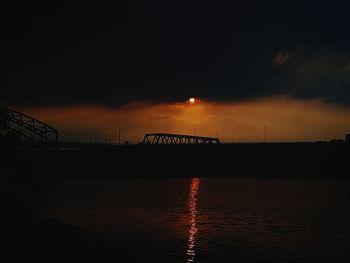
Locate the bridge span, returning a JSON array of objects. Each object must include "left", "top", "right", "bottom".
[
  {"left": 0, "top": 106, "right": 58, "bottom": 144},
  {"left": 142, "top": 133, "right": 220, "bottom": 144}
]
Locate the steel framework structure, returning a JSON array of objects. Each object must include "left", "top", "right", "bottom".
[
  {"left": 0, "top": 106, "right": 58, "bottom": 144},
  {"left": 142, "top": 133, "right": 220, "bottom": 144}
]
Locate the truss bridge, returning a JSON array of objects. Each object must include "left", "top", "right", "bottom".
[
  {"left": 142, "top": 133, "right": 220, "bottom": 144},
  {"left": 0, "top": 105, "right": 58, "bottom": 144}
]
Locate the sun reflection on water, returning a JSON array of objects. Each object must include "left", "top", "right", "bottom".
[{"left": 186, "top": 178, "right": 200, "bottom": 263}]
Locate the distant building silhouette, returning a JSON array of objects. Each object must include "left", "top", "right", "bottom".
[{"left": 346, "top": 134, "right": 350, "bottom": 144}]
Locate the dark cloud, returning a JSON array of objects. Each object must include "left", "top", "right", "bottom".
[
  {"left": 270, "top": 49, "right": 350, "bottom": 104},
  {"left": 2, "top": 0, "right": 350, "bottom": 107}
]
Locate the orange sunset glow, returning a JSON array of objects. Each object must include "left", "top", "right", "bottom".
[{"left": 18, "top": 96, "right": 350, "bottom": 143}]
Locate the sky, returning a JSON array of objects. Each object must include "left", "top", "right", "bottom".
[{"left": 1, "top": 1, "right": 350, "bottom": 142}]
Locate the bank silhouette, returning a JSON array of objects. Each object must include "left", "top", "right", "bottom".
[{"left": 1, "top": 105, "right": 349, "bottom": 178}]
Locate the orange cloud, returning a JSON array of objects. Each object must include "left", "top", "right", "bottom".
[
  {"left": 18, "top": 97, "right": 350, "bottom": 143},
  {"left": 273, "top": 51, "right": 294, "bottom": 65}
]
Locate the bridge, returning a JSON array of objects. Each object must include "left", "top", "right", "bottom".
[
  {"left": 142, "top": 133, "right": 220, "bottom": 144},
  {"left": 0, "top": 106, "right": 58, "bottom": 144}
]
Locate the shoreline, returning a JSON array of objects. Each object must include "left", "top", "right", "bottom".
[{"left": 2, "top": 143, "right": 349, "bottom": 178}]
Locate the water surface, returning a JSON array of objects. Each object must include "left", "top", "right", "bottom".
[{"left": 41, "top": 176, "right": 350, "bottom": 262}]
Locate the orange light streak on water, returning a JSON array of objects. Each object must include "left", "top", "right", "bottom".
[{"left": 186, "top": 178, "right": 200, "bottom": 263}]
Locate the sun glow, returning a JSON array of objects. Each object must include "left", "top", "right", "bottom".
[
  {"left": 19, "top": 96, "right": 350, "bottom": 143},
  {"left": 189, "top": 98, "right": 196, "bottom": 103}
]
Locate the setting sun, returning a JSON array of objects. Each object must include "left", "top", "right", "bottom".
[{"left": 189, "top": 98, "right": 196, "bottom": 103}]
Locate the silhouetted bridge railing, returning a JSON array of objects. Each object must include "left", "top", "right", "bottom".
[
  {"left": 142, "top": 133, "right": 220, "bottom": 144},
  {"left": 0, "top": 106, "right": 58, "bottom": 144}
]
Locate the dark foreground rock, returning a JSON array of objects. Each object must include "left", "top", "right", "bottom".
[{"left": 2, "top": 216, "right": 100, "bottom": 263}]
